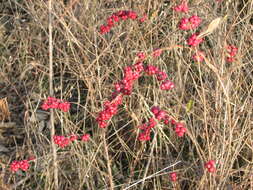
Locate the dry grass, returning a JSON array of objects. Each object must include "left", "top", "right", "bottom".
[{"left": 0, "top": 0, "right": 252, "bottom": 189}]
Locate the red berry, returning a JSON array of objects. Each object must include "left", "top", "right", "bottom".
[
  {"left": 205, "top": 160, "right": 216, "bottom": 173},
  {"left": 151, "top": 106, "right": 160, "bottom": 115},
  {"left": 148, "top": 118, "right": 157, "bottom": 128},
  {"left": 69, "top": 134, "right": 78, "bottom": 141},
  {"left": 156, "top": 71, "right": 168, "bottom": 81},
  {"left": 145, "top": 65, "right": 158, "bottom": 75},
  {"left": 19, "top": 160, "right": 29, "bottom": 171},
  {"left": 173, "top": 1, "right": 189, "bottom": 13},
  {"left": 160, "top": 80, "right": 175, "bottom": 90},
  {"left": 137, "top": 52, "right": 146, "bottom": 60},
  {"left": 81, "top": 134, "right": 90, "bottom": 142},
  {"left": 139, "top": 14, "right": 147, "bottom": 22},
  {"left": 208, "top": 167, "right": 216, "bottom": 173},
  {"left": 10, "top": 161, "right": 20, "bottom": 172},
  {"left": 169, "top": 172, "right": 177, "bottom": 182},
  {"left": 187, "top": 33, "right": 204, "bottom": 47}
]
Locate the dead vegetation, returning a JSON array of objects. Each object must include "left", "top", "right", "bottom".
[{"left": 0, "top": 0, "right": 252, "bottom": 189}]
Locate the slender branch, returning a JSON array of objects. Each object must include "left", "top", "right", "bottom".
[
  {"left": 48, "top": 0, "right": 58, "bottom": 189},
  {"left": 103, "top": 131, "right": 114, "bottom": 190},
  {"left": 140, "top": 133, "right": 157, "bottom": 190}
]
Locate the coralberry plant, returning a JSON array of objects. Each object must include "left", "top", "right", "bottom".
[{"left": 94, "top": 2, "right": 224, "bottom": 183}]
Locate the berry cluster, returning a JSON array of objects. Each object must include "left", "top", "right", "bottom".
[
  {"left": 151, "top": 106, "right": 166, "bottom": 121},
  {"left": 160, "top": 80, "right": 175, "bottom": 90},
  {"left": 156, "top": 71, "right": 168, "bottom": 81},
  {"left": 151, "top": 106, "right": 176, "bottom": 126},
  {"left": 179, "top": 15, "right": 202, "bottom": 30},
  {"left": 41, "top": 97, "right": 70, "bottom": 112},
  {"left": 205, "top": 160, "right": 216, "bottom": 173},
  {"left": 174, "top": 122, "right": 187, "bottom": 137},
  {"left": 100, "top": 10, "right": 145, "bottom": 34},
  {"left": 138, "top": 118, "right": 157, "bottom": 141},
  {"left": 53, "top": 134, "right": 90, "bottom": 148},
  {"left": 96, "top": 62, "right": 144, "bottom": 129},
  {"left": 137, "top": 52, "right": 146, "bottom": 61},
  {"left": 144, "top": 65, "right": 159, "bottom": 76},
  {"left": 10, "top": 160, "right": 30, "bottom": 172},
  {"left": 143, "top": 65, "right": 175, "bottom": 91},
  {"left": 173, "top": 1, "right": 189, "bottom": 13},
  {"left": 139, "top": 14, "right": 147, "bottom": 23},
  {"left": 169, "top": 172, "right": 177, "bottom": 182},
  {"left": 226, "top": 45, "right": 238, "bottom": 62},
  {"left": 136, "top": 49, "right": 163, "bottom": 61},
  {"left": 69, "top": 134, "right": 78, "bottom": 141},
  {"left": 173, "top": 2, "right": 205, "bottom": 62},
  {"left": 187, "top": 33, "right": 204, "bottom": 47},
  {"left": 150, "top": 106, "right": 187, "bottom": 137},
  {"left": 96, "top": 94, "right": 123, "bottom": 128},
  {"left": 114, "top": 64, "right": 143, "bottom": 96},
  {"left": 53, "top": 135, "right": 70, "bottom": 148},
  {"left": 97, "top": 56, "right": 174, "bottom": 129},
  {"left": 81, "top": 134, "right": 90, "bottom": 142}
]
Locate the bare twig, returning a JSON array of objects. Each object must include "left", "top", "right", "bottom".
[
  {"left": 48, "top": 0, "right": 58, "bottom": 189},
  {"left": 103, "top": 131, "right": 114, "bottom": 190}
]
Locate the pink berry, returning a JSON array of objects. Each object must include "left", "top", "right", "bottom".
[
  {"left": 170, "top": 172, "right": 177, "bottom": 182},
  {"left": 171, "top": 119, "right": 176, "bottom": 125},
  {"left": 139, "top": 14, "right": 147, "bottom": 22},
  {"left": 148, "top": 118, "right": 157, "bottom": 128},
  {"left": 144, "top": 65, "right": 159, "bottom": 75},
  {"left": 10, "top": 161, "right": 20, "bottom": 172},
  {"left": 205, "top": 160, "right": 216, "bottom": 173},
  {"left": 173, "top": 1, "right": 189, "bottom": 13},
  {"left": 160, "top": 80, "right": 175, "bottom": 90},
  {"left": 133, "top": 62, "right": 144, "bottom": 72},
  {"left": 111, "top": 14, "right": 120, "bottom": 22},
  {"left": 187, "top": 33, "right": 204, "bottom": 47},
  {"left": 69, "top": 134, "right": 78, "bottom": 141},
  {"left": 156, "top": 110, "right": 166, "bottom": 120},
  {"left": 163, "top": 115, "right": 171, "bottom": 125},
  {"left": 128, "top": 11, "right": 138, "bottom": 20},
  {"left": 107, "top": 17, "right": 115, "bottom": 27},
  {"left": 156, "top": 71, "right": 168, "bottom": 81},
  {"left": 208, "top": 167, "right": 216, "bottom": 173},
  {"left": 138, "top": 123, "right": 148, "bottom": 130},
  {"left": 178, "top": 15, "right": 202, "bottom": 31},
  {"left": 209, "top": 160, "right": 216, "bottom": 166},
  {"left": 100, "top": 24, "right": 111, "bottom": 34},
  {"left": 137, "top": 52, "right": 146, "bottom": 60},
  {"left": 151, "top": 106, "right": 160, "bottom": 115},
  {"left": 138, "top": 132, "right": 150, "bottom": 141},
  {"left": 81, "top": 134, "right": 90, "bottom": 142},
  {"left": 19, "top": 160, "right": 29, "bottom": 171}
]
